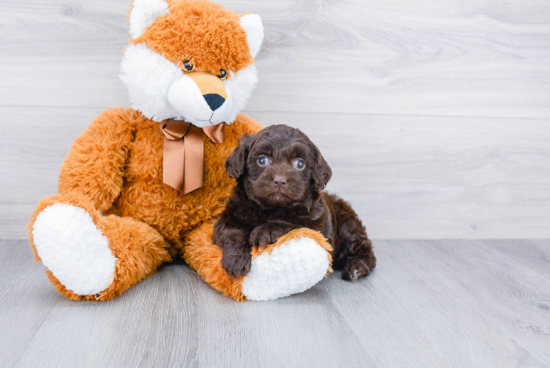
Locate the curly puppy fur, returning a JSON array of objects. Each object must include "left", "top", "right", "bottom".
[{"left": 213, "top": 125, "right": 376, "bottom": 280}]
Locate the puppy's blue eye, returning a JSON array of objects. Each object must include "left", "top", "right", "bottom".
[
  {"left": 294, "top": 159, "right": 305, "bottom": 170},
  {"left": 258, "top": 156, "right": 269, "bottom": 166}
]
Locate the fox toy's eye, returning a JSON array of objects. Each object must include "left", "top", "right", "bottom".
[
  {"left": 218, "top": 69, "right": 227, "bottom": 80},
  {"left": 293, "top": 159, "right": 305, "bottom": 170},
  {"left": 183, "top": 60, "right": 194, "bottom": 72},
  {"left": 258, "top": 155, "right": 270, "bottom": 166}
]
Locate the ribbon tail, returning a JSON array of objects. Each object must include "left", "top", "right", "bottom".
[
  {"left": 183, "top": 126, "right": 205, "bottom": 194},
  {"left": 163, "top": 138, "right": 186, "bottom": 191}
]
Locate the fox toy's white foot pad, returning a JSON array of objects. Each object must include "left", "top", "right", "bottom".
[
  {"left": 242, "top": 236, "right": 330, "bottom": 301},
  {"left": 32, "top": 204, "right": 117, "bottom": 296}
]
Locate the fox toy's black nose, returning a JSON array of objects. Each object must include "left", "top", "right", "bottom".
[{"left": 203, "top": 93, "right": 225, "bottom": 111}]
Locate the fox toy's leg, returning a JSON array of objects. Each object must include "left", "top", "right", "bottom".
[
  {"left": 28, "top": 192, "right": 171, "bottom": 301},
  {"left": 27, "top": 108, "right": 170, "bottom": 300},
  {"left": 184, "top": 222, "right": 333, "bottom": 301}
]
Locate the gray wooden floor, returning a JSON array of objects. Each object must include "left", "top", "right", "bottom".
[{"left": 1, "top": 239, "right": 549, "bottom": 368}]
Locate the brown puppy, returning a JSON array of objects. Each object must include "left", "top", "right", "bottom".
[{"left": 213, "top": 124, "right": 376, "bottom": 281}]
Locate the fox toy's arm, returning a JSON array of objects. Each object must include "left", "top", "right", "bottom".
[{"left": 58, "top": 108, "right": 135, "bottom": 211}]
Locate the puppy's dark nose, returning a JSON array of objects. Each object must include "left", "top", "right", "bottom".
[
  {"left": 203, "top": 93, "right": 225, "bottom": 111},
  {"left": 273, "top": 175, "right": 287, "bottom": 188}
]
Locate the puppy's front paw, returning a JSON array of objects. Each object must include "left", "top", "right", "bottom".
[
  {"left": 249, "top": 226, "right": 272, "bottom": 247},
  {"left": 249, "top": 223, "right": 286, "bottom": 247},
  {"left": 222, "top": 251, "right": 252, "bottom": 278},
  {"left": 341, "top": 257, "right": 376, "bottom": 281}
]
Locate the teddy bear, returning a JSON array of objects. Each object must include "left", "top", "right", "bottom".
[{"left": 27, "top": 0, "right": 333, "bottom": 302}]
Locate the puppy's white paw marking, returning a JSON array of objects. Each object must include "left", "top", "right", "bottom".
[
  {"left": 350, "top": 269, "right": 361, "bottom": 281},
  {"left": 242, "top": 236, "right": 329, "bottom": 301},
  {"left": 33, "top": 204, "right": 117, "bottom": 295}
]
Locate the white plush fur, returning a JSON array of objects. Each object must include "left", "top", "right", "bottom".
[
  {"left": 240, "top": 14, "right": 264, "bottom": 58},
  {"left": 223, "top": 65, "right": 258, "bottom": 125},
  {"left": 166, "top": 73, "right": 234, "bottom": 128},
  {"left": 129, "top": 0, "right": 170, "bottom": 39},
  {"left": 32, "top": 204, "right": 117, "bottom": 296},
  {"left": 242, "top": 237, "right": 330, "bottom": 301},
  {"left": 119, "top": 43, "right": 259, "bottom": 126},
  {"left": 119, "top": 43, "right": 183, "bottom": 122}
]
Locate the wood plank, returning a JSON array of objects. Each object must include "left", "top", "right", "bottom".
[
  {"left": 0, "top": 239, "right": 65, "bottom": 368},
  {"left": 190, "top": 275, "right": 375, "bottom": 367},
  {"left": 2, "top": 107, "right": 549, "bottom": 239},
  {"left": 1, "top": 239, "right": 549, "bottom": 367},
  {"left": 0, "top": 204, "right": 34, "bottom": 239},
  {"left": 321, "top": 239, "right": 550, "bottom": 367},
  {"left": 478, "top": 239, "right": 550, "bottom": 278},
  {"left": 0, "top": 0, "right": 549, "bottom": 118},
  {"left": 0, "top": 240, "right": 200, "bottom": 368},
  {"left": 0, "top": 107, "right": 104, "bottom": 204}
]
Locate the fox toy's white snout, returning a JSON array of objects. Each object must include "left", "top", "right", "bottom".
[{"left": 166, "top": 74, "right": 234, "bottom": 127}]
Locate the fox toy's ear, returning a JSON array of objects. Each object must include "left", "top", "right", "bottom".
[
  {"left": 129, "top": 0, "right": 170, "bottom": 39},
  {"left": 240, "top": 14, "right": 264, "bottom": 59}
]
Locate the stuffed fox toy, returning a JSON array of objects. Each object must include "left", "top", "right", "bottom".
[{"left": 28, "top": 0, "right": 333, "bottom": 302}]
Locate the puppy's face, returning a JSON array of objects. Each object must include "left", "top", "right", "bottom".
[{"left": 225, "top": 125, "right": 332, "bottom": 208}]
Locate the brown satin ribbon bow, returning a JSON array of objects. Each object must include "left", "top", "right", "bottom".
[{"left": 160, "top": 119, "right": 225, "bottom": 194}]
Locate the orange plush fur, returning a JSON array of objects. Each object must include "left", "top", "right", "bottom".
[
  {"left": 28, "top": 0, "right": 333, "bottom": 301},
  {"left": 133, "top": 1, "right": 253, "bottom": 77},
  {"left": 29, "top": 108, "right": 262, "bottom": 300}
]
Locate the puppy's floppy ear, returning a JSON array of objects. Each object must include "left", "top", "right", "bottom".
[
  {"left": 225, "top": 133, "right": 251, "bottom": 179},
  {"left": 312, "top": 145, "right": 332, "bottom": 192}
]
